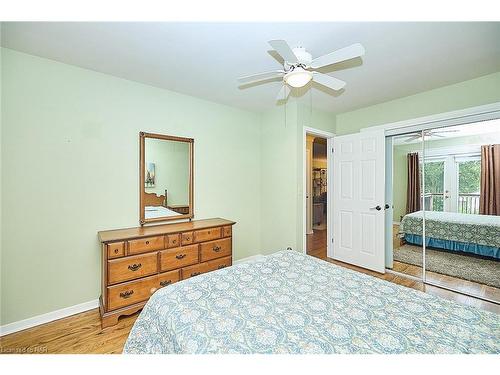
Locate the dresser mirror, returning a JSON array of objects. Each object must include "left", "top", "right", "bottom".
[{"left": 139, "top": 132, "right": 194, "bottom": 224}]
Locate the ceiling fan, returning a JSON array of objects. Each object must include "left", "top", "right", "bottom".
[
  {"left": 404, "top": 129, "right": 459, "bottom": 143},
  {"left": 238, "top": 40, "right": 365, "bottom": 101}
]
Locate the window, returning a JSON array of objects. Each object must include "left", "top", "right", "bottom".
[
  {"left": 420, "top": 153, "right": 481, "bottom": 214},
  {"left": 457, "top": 158, "right": 481, "bottom": 214},
  {"left": 422, "top": 160, "right": 445, "bottom": 211}
]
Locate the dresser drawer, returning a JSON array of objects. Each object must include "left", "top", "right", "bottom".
[
  {"left": 159, "top": 244, "right": 199, "bottom": 272},
  {"left": 107, "top": 275, "right": 157, "bottom": 310},
  {"left": 128, "top": 236, "right": 164, "bottom": 255},
  {"left": 200, "top": 238, "right": 232, "bottom": 262},
  {"left": 156, "top": 270, "right": 181, "bottom": 289},
  {"left": 181, "top": 231, "right": 193, "bottom": 245},
  {"left": 207, "top": 256, "right": 232, "bottom": 272},
  {"left": 108, "top": 253, "right": 158, "bottom": 285},
  {"left": 181, "top": 262, "right": 210, "bottom": 280},
  {"left": 222, "top": 226, "right": 232, "bottom": 238},
  {"left": 107, "top": 242, "right": 125, "bottom": 259},
  {"left": 166, "top": 233, "right": 180, "bottom": 249},
  {"left": 193, "top": 227, "right": 221, "bottom": 243}
]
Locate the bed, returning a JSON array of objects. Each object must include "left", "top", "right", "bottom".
[
  {"left": 143, "top": 191, "right": 182, "bottom": 219},
  {"left": 400, "top": 211, "right": 500, "bottom": 260},
  {"left": 123, "top": 250, "right": 499, "bottom": 354},
  {"left": 145, "top": 205, "right": 182, "bottom": 219}
]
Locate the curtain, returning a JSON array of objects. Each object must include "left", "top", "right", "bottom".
[
  {"left": 406, "top": 152, "right": 421, "bottom": 214},
  {"left": 479, "top": 144, "right": 500, "bottom": 215}
]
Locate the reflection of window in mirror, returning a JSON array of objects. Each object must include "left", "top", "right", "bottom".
[{"left": 140, "top": 133, "right": 193, "bottom": 224}]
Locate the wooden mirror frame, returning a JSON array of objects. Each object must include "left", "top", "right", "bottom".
[{"left": 139, "top": 132, "right": 194, "bottom": 225}]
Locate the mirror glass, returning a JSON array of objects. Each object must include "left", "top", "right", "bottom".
[
  {"left": 140, "top": 133, "right": 193, "bottom": 224},
  {"left": 388, "top": 131, "right": 424, "bottom": 280},
  {"left": 423, "top": 122, "right": 500, "bottom": 305}
]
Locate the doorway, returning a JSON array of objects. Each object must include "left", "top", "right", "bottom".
[{"left": 303, "top": 127, "right": 334, "bottom": 260}]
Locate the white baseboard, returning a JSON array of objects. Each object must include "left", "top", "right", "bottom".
[
  {"left": 233, "top": 254, "right": 265, "bottom": 264},
  {"left": 0, "top": 254, "right": 266, "bottom": 337},
  {"left": 0, "top": 299, "right": 99, "bottom": 337}
]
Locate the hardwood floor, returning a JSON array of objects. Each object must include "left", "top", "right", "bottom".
[
  {"left": 306, "top": 228, "right": 327, "bottom": 259},
  {"left": 390, "top": 224, "right": 500, "bottom": 307},
  {"left": 1, "top": 308, "right": 136, "bottom": 354},
  {"left": 2, "top": 237, "right": 498, "bottom": 354}
]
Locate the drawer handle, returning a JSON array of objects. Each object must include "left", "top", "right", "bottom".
[
  {"left": 128, "top": 263, "right": 142, "bottom": 271},
  {"left": 119, "top": 290, "right": 134, "bottom": 299},
  {"left": 212, "top": 246, "right": 221, "bottom": 252},
  {"left": 160, "top": 280, "right": 172, "bottom": 287},
  {"left": 185, "top": 236, "right": 190, "bottom": 241},
  {"left": 191, "top": 272, "right": 201, "bottom": 277},
  {"left": 176, "top": 254, "right": 186, "bottom": 259},
  {"left": 114, "top": 249, "right": 119, "bottom": 254},
  {"left": 218, "top": 264, "right": 227, "bottom": 269},
  {"left": 145, "top": 240, "right": 150, "bottom": 245}
]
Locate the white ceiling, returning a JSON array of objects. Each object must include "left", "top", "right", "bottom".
[{"left": 2, "top": 22, "right": 500, "bottom": 114}]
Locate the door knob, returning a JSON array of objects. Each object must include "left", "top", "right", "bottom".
[
  {"left": 370, "top": 205, "right": 382, "bottom": 211},
  {"left": 384, "top": 204, "right": 390, "bottom": 209}
]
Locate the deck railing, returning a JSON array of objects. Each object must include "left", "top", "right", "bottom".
[
  {"left": 422, "top": 193, "right": 480, "bottom": 214},
  {"left": 458, "top": 193, "right": 480, "bottom": 214}
]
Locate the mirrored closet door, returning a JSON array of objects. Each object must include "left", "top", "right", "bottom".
[
  {"left": 422, "top": 120, "right": 500, "bottom": 304},
  {"left": 387, "top": 119, "right": 499, "bottom": 306},
  {"left": 388, "top": 131, "right": 424, "bottom": 281}
]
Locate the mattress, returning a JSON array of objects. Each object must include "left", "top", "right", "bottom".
[
  {"left": 123, "top": 250, "right": 499, "bottom": 354},
  {"left": 400, "top": 211, "right": 500, "bottom": 259},
  {"left": 144, "top": 205, "right": 182, "bottom": 219}
]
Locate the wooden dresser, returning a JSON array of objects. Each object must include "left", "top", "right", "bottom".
[{"left": 97, "top": 218, "right": 235, "bottom": 328}]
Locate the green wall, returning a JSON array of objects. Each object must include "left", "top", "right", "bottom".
[
  {"left": 260, "top": 101, "right": 336, "bottom": 254},
  {"left": 0, "top": 48, "right": 336, "bottom": 326},
  {"left": 336, "top": 71, "right": 500, "bottom": 135},
  {"left": 0, "top": 48, "right": 263, "bottom": 325}
]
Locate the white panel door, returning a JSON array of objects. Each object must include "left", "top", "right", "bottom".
[{"left": 333, "top": 130, "right": 385, "bottom": 273}]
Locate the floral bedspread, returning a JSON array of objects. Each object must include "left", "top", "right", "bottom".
[
  {"left": 400, "top": 211, "right": 500, "bottom": 248},
  {"left": 123, "top": 250, "right": 499, "bottom": 354}
]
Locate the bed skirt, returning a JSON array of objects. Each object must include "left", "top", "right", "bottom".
[{"left": 404, "top": 234, "right": 500, "bottom": 260}]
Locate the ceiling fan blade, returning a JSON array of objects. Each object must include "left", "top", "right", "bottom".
[
  {"left": 312, "top": 73, "right": 346, "bottom": 91},
  {"left": 268, "top": 40, "right": 298, "bottom": 64},
  {"left": 238, "top": 70, "right": 285, "bottom": 84},
  {"left": 311, "top": 43, "right": 365, "bottom": 69},
  {"left": 404, "top": 134, "right": 421, "bottom": 142},
  {"left": 276, "top": 85, "right": 290, "bottom": 101},
  {"left": 433, "top": 130, "right": 460, "bottom": 133}
]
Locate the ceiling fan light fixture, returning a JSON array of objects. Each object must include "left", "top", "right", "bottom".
[{"left": 284, "top": 67, "right": 313, "bottom": 88}]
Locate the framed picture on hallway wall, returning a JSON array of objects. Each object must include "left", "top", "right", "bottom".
[{"left": 145, "top": 162, "right": 156, "bottom": 188}]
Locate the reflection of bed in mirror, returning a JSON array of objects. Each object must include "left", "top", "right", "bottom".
[
  {"left": 143, "top": 192, "right": 182, "bottom": 219},
  {"left": 140, "top": 132, "right": 193, "bottom": 224},
  {"left": 400, "top": 210, "right": 500, "bottom": 260},
  {"left": 143, "top": 191, "right": 165, "bottom": 206}
]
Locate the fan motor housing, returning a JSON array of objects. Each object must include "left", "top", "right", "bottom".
[{"left": 284, "top": 47, "right": 312, "bottom": 69}]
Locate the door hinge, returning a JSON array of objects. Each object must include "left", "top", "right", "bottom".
[{"left": 331, "top": 147, "right": 334, "bottom": 153}]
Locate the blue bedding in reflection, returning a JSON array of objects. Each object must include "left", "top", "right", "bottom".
[{"left": 404, "top": 234, "right": 500, "bottom": 260}]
